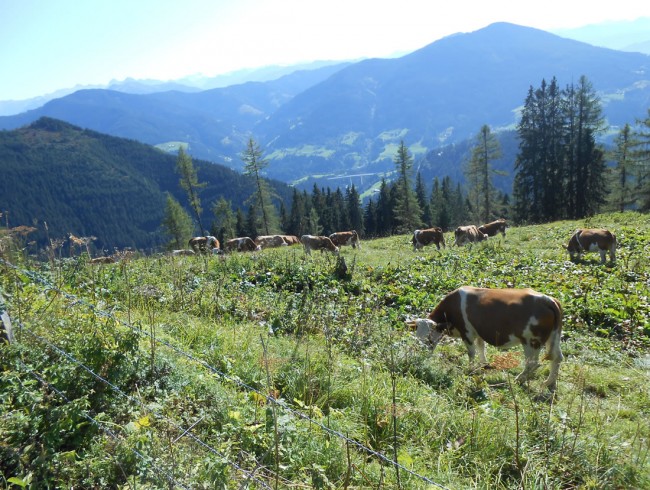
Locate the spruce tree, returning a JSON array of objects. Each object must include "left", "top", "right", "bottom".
[
  {"left": 607, "top": 124, "right": 638, "bottom": 212},
  {"left": 415, "top": 172, "right": 433, "bottom": 226},
  {"left": 346, "top": 184, "right": 364, "bottom": 235},
  {"left": 563, "top": 76, "right": 607, "bottom": 218},
  {"left": 211, "top": 197, "right": 236, "bottom": 244},
  {"left": 631, "top": 109, "right": 650, "bottom": 210},
  {"left": 392, "top": 141, "right": 422, "bottom": 233}
]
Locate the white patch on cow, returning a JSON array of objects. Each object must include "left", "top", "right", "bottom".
[
  {"left": 458, "top": 288, "right": 476, "bottom": 342},
  {"left": 414, "top": 319, "right": 443, "bottom": 348},
  {"left": 587, "top": 242, "right": 600, "bottom": 252}
]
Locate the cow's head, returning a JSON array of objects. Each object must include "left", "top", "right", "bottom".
[{"left": 406, "top": 318, "right": 446, "bottom": 349}]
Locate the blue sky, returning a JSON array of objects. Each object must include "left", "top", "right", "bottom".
[{"left": 1, "top": 0, "right": 647, "bottom": 101}]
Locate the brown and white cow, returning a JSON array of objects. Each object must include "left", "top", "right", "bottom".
[
  {"left": 300, "top": 235, "right": 340, "bottom": 255},
  {"left": 407, "top": 286, "right": 563, "bottom": 390},
  {"left": 454, "top": 225, "right": 488, "bottom": 246},
  {"left": 412, "top": 227, "right": 446, "bottom": 251},
  {"left": 254, "top": 235, "right": 288, "bottom": 249},
  {"left": 224, "top": 237, "right": 261, "bottom": 253},
  {"left": 478, "top": 219, "right": 507, "bottom": 238},
  {"left": 171, "top": 249, "right": 195, "bottom": 256},
  {"left": 564, "top": 228, "right": 616, "bottom": 264},
  {"left": 89, "top": 256, "right": 116, "bottom": 264},
  {"left": 329, "top": 230, "right": 361, "bottom": 249},
  {"left": 278, "top": 235, "right": 301, "bottom": 246},
  {"left": 188, "top": 236, "right": 220, "bottom": 254}
]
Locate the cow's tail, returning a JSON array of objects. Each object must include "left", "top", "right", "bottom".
[{"left": 543, "top": 297, "right": 563, "bottom": 360}]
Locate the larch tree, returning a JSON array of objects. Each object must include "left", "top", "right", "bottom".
[
  {"left": 241, "top": 137, "right": 280, "bottom": 236},
  {"left": 464, "top": 124, "right": 503, "bottom": 223},
  {"left": 392, "top": 141, "right": 422, "bottom": 233},
  {"left": 176, "top": 147, "right": 206, "bottom": 235},
  {"left": 161, "top": 193, "right": 194, "bottom": 250}
]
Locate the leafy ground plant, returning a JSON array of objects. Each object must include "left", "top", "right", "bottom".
[{"left": 1, "top": 211, "right": 649, "bottom": 488}]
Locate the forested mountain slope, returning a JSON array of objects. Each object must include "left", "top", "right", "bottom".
[{"left": 0, "top": 118, "right": 292, "bottom": 250}]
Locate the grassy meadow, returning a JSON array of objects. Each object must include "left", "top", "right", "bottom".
[{"left": 1, "top": 212, "right": 649, "bottom": 489}]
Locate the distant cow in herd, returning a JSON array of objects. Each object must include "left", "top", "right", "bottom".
[
  {"left": 225, "top": 237, "right": 261, "bottom": 253},
  {"left": 564, "top": 228, "right": 616, "bottom": 264},
  {"left": 279, "top": 235, "right": 301, "bottom": 246},
  {"left": 412, "top": 227, "right": 446, "bottom": 251},
  {"left": 407, "top": 286, "right": 563, "bottom": 390},
  {"left": 478, "top": 219, "right": 507, "bottom": 238},
  {"left": 255, "top": 235, "right": 288, "bottom": 249},
  {"left": 329, "top": 230, "right": 361, "bottom": 249},
  {"left": 300, "top": 235, "right": 340, "bottom": 255},
  {"left": 454, "top": 225, "right": 488, "bottom": 246},
  {"left": 189, "top": 236, "right": 220, "bottom": 254}
]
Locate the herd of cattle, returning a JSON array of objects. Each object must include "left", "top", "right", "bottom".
[
  {"left": 178, "top": 219, "right": 616, "bottom": 267},
  {"left": 174, "top": 230, "right": 361, "bottom": 257},
  {"left": 168, "top": 219, "right": 617, "bottom": 391}
]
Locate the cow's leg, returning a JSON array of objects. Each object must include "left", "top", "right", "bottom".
[
  {"left": 609, "top": 246, "right": 616, "bottom": 262},
  {"left": 465, "top": 341, "right": 477, "bottom": 364},
  {"left": 544, "top": 332, "right": 563, "bottom": 390},
  {"left": 516, "top": 345, "right": 540, "bottom": 384},
  {"left": 599, "top": 249, "right": 607, "bottom": 264},
  {"left": 475, "top": 337, "right": 488, "bottom": 365}
]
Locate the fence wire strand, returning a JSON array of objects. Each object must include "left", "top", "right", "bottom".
[{"left": 1, "top": 258, "right": 451, "bottom": 490}]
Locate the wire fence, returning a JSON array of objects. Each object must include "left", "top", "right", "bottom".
[{"left": 1, "top": 257, "right": 451, "bottom": 489}]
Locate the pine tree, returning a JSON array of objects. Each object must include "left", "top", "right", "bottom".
[
  {"left": 392, "top": 141, "right": 422, "bottom": 233},
  {"left": 176, "top": 147, "right": 206, "bottom": 235},
  {"left": 242, "top": 138, "right": 280, "bottom": 235},
  {"left": 464, "top": 125, "right": 503, "bottom": 222},
  {"left": 161, "top": 193, "right": 194, "bottom": 250}
]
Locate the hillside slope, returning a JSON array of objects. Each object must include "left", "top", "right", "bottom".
[{"left": 0, "top": 118, "right": 292, "bottom": 250}]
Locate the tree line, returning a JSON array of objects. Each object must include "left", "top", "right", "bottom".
[{"left": 164, "top": 74, "right": 650, "bottom": 249}]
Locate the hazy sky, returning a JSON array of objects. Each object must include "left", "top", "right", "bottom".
[{"left": 1, "top": 0, "right": 648, "bottom": 101}]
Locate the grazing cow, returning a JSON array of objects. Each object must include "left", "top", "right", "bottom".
[
  {"left": 189, "top": 236, "right": 219, "bottom": 254},
  {"left": 254, "top": 235, "right": 288, "bottom": 249},
  {"left": 478, "top": 219, "right": 507, "bottom": 238},
  {"left": 329, "top": 230, "right": 361, "bottom": 249},
  {"left": 564, "top": 228, "right": 616, "bottom": 264},
  {"left": 89, "top": 256, "right": 116, "bottom": 264},
  {"left": 171, "top": 249, "right": 195, "bottom": 256},
  {"left": 278, "top": 235, "right": 301, "bottom": 246},
  {"left": 407, "top": 286, "right": 563, "bottom": 390},
  {"left": 300, "top": 235, "right": 340, "bottom": 255},
  {"left": 454, "top": 225, "right": 488, "bottom": 246},
  {"left": 224, "top": 237, "right": 261, "bottom": 252},
  {"left": 412, "top": 227, "right": 446, "bottom": 251}
]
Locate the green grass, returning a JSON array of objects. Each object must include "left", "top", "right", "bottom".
[{"left": 1, "top": 211, "right": 649, "bottom": 489}]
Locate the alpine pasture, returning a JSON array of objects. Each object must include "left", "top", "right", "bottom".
[{"left": 1, "top": 212, "right": 649, "bottom": 489}]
